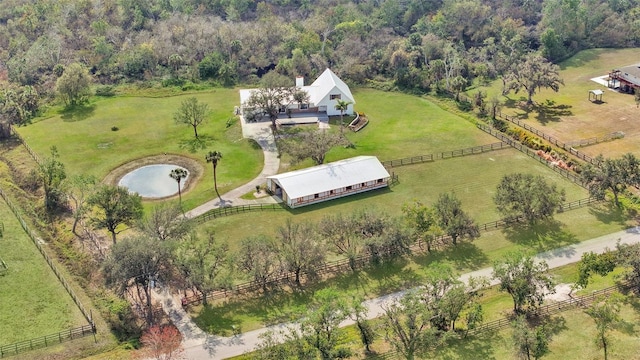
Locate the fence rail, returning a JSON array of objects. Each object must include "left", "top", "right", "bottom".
[
  {"left": 493, "top": 110, "right": 623, "bottom": 166},
  {"left": 0, "top": 188, "right": 95, "bottom": 328},
  {"left": 194, "top": 203, "right": 285, "bottom": 224},
  {"left": 381, "top": 142, "right": 509, "bottom": 168},
  {"left": 0, "top": 135, "right": 96, "bottom": 357},
  {"left": 476, "top": 124, "right": 588, "bottom": 188},
  {"left": 468, "top": 282, "right": 627, "bottom": 335},
  {"left": 0, "top": 325, "right": 95, "bottom": 358},
  {"left": 182, "top": 197, "right": 597, "bottom": 306},
  {"left": 9, "top": 125, "right": 41, "bottom": 165}
]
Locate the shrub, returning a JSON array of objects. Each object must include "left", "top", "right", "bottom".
[
  {"left": 492, "top": 118, "right": 509, "bottom": 132},
  {"left": 111, "top": 126, "right": 119, "bottom": 131},
  {"left": 457, "top": 100, "right": 473, "bottom": 112},
  {"left": 95, "top": 85, "right": 116, "bottom": 97}
]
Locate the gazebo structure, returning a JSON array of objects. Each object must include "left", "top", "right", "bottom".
[
  {"left": 588, "top": 89, "right": 603, "bottom": 103},
  {"left": 266, "top": 156, "right": 390, "bottom": 208}
]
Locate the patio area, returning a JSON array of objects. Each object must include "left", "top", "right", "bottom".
[{"left": 275, "top": 112, "right": 329, "bottom": 126}]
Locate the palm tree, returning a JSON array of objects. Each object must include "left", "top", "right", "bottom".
[
  {"left": 205, "top": 151, "right": 223, "bottom": 199},
  {"left": 335, "top": 99, "right": 352, "bottom": 135},
  {"left": 169, "top": 168, "right": 188, "bottom": 205}
]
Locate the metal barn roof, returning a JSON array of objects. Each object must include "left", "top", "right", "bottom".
[{"left": 267, "top": 156, "right": 389, "bottom": 199}]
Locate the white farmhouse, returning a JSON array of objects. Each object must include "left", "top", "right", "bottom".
[
  {"left": 239, "top": 68, "right": 355, "bottom": 120},
  {"left": 266, "top": 156, "right": 390, "bottom": 208}
]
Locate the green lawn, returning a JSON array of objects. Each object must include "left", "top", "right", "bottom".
[
  {"left": 0, "top": 189, "right": 86, "bottom": 344},
  {"left": 329, "top": 88, "right": 497, "bottom": 163},
  {"left": 17, "top": 89, "right": 263, "bottom": 211},
  {"left": 199, "top": 148, "right": 592, "bottom": 251}
]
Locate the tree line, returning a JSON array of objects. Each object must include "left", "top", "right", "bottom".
[{"left": 1, "top": 0, "right": 639, "bottom": 128}]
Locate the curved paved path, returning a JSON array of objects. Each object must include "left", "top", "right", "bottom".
[
  {"left": 184, "top": 121, "right": 280, "bottom": 218},
  {"left": 155, "top": 225, "right": 640, "bottom": 359}
]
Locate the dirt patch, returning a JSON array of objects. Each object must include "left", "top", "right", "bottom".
[
  {"left": 103, "top": 154, "right": 204, "bottom": 200},
  {"left": 545, "top": 283, "right": 575, "bottom": 302}
]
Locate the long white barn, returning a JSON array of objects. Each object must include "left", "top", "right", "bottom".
[{"left": 266, "top": 156, "right": 390, "bottom": 208}]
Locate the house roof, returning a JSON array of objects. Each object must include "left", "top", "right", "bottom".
[
  {"left": 239, "top": 68, "right": 354, "bottom": 107},
  {"left": 267, "top": 156, "right": 389, "bottom": 199},
  {"left": 616, "top": 63, "right": 640, "bottom": 86},
  {"left": 309, "top": 68, "right": 355, "bottom": 104}
]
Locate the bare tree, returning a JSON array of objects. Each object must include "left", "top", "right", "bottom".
[
  {"left": 279, "top": 128, "right": 348, "bottom": 165},
  {"left": 276, "top": 219, "right": 325, "bottom": 286},
  {"left": 138, "top": 324, "right": 184, "bottom": 360},
  {"left": 137, "top": 204, "right": 191, "bottom": 242},
  {"left": 244, "top": 72, "right": 293, "bottom": 129},
  {"left": 174, "top": 97, "right": 209, "bottom": 139}
]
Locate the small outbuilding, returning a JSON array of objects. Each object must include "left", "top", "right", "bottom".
[
  {"left": 266, "top": 156, "right": 390, "bottom": 208},
  {"left": 588, "top": 89, "right": 603, "bottom": 102}
]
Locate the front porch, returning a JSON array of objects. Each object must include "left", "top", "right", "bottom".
[{"left": 276, "top": 112, "right": 329, "bottom": 126}]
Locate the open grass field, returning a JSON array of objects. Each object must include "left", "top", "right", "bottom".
[
  {"left": 201, "top": 148, "right": 593, "bottom": 250},
  {"left": 475, "top": 48, "right": 640, "bottom": 158},
  {"left": 16, "top": 90, "right": 264, "bottom": 211},
  {"left": 0, "top": 194, "right": 86, "bottom": 344}
]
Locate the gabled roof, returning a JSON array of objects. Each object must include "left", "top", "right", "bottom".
[
  {"left": 309, "top": 68, "right": 355, "bottom": 104},
  {"left": 267, "top": 156, "right": 389, "bottom": 199},
  {"left": 239, "top": 68, "right": 354, "bottom": 107}
]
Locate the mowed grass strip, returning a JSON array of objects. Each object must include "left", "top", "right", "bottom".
[
  {"left": 329, "top": 88, "right": 498, "bottom": 162},
  {"left": 16, "top": 90, "right": 263, "bottom": 212},
  {"left": 0, "top": 194, "right": 86, "bottom": 344}
]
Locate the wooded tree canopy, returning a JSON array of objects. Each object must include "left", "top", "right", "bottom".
[{"left": 0, "top": 0, "right": 637, "bottom": 101}]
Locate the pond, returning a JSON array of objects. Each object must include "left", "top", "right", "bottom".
[{"left": 118, "top": 164, "right": 189, "bottom": 198}]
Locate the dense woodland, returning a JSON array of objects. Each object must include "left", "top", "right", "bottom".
[{"left": 0, "top": 0, "right": 639, "bottom": 122}]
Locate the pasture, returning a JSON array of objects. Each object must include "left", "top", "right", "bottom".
[
  {"left": 11, "top": 48, "right": 640, "bottom": 357},
  {"left": 478, "top": 48, "right": 640, "bottom": 158},
  {"left": 17, "top": 90, "right": 264, "bottom": 211},
  {"left": 0, "top": 191, "right": 86, "bottom": 344}
]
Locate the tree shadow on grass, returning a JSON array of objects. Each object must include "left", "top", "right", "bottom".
[
  {"left": 178, "top": 134, "right": 215, "bottom": 153},
  {"left": 413, "top": 242, "right": 489, "bottom": 272},
  {"left": 589, "top": 201, "right": 635, "bottom": 226},
  {"left": 533, "top": 100, "right": 572, "bottom": 125},
  {"left": 193, "top": 302, "right": 244, "bottom": 336},
  {"left": 438, "top": 330, "right": 499, "bottom": 360},
  {"left": 193, "top": 287, "right": 312, "bottom": 336},
  {"left": 361, "top": 258, "right": 423, "bottom": 295},
  {"left": 59, "top": 103, "right": 96, "bottom": 122},
  {"left": 529, "top": 313, "right": 568, "bottom": 335},
  {"left": 502, "top": 219, "right": 578, "bottom": 252}
]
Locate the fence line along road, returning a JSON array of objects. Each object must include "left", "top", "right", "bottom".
[
  {"left": 467, "top": 281, "right": 628, "bottom": 335},
  {"left": 183, "top": 197, "right": 598, "bottom": 306},
  {"left": 362, "top": 282, "right": 630, "bottom": 359},
  {"left": 0, "top": 325, "right": 95, "bottom": 358}
]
